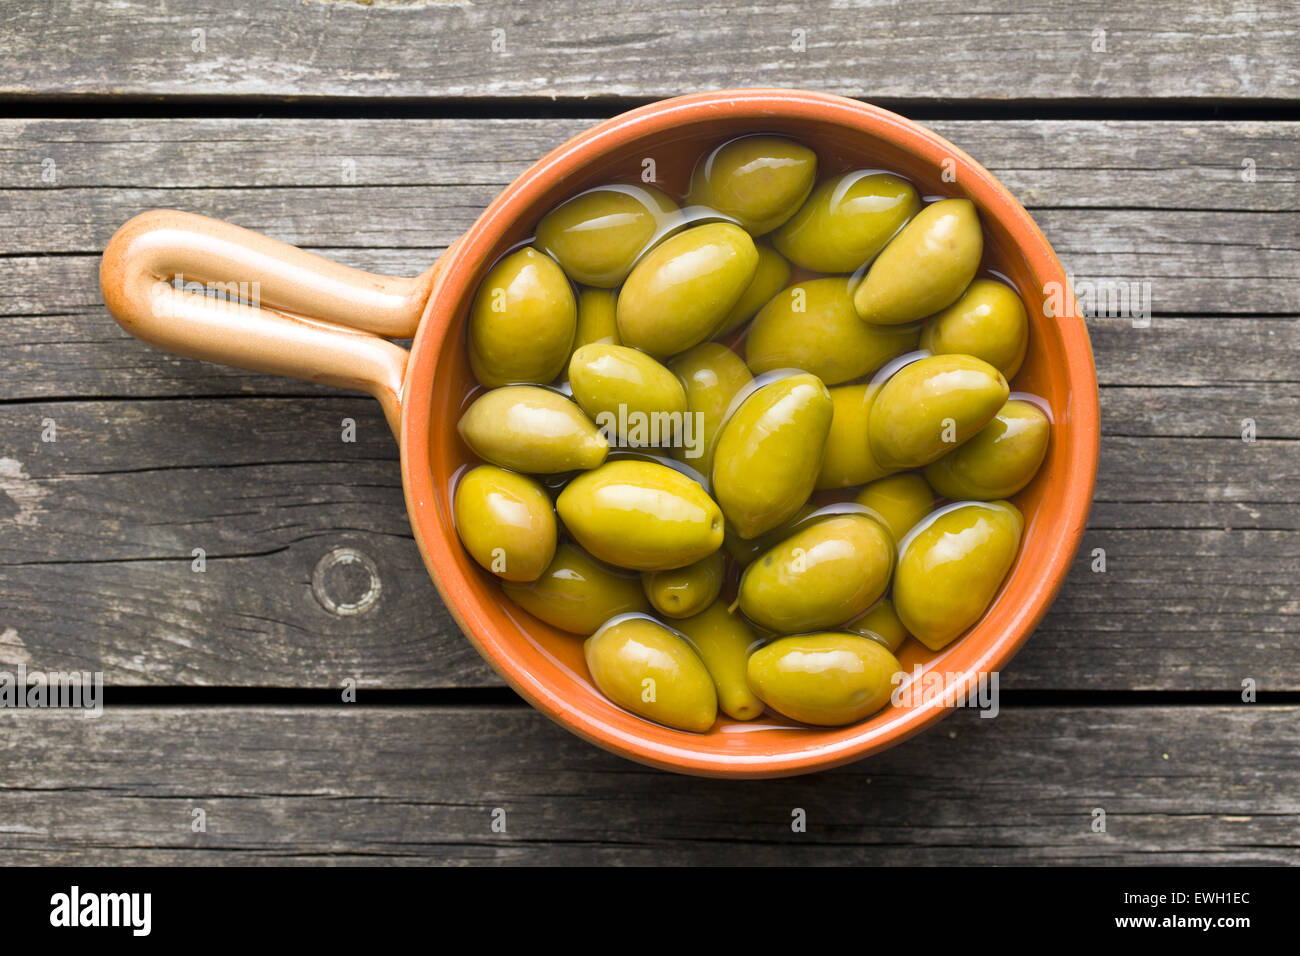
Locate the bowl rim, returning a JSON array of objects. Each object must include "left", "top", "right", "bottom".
[{"left": 400, "top": 88, "right": 1100, "bottom": 778}]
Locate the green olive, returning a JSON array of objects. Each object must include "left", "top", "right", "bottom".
[
  {"left": 453, "top": 465, "right": 557, "bottom": 583},
  {"left": 675, "top": 601, "right": 765, "bottom": 720},
  {"left": 747, "top": 633, "right": 901, "bottom": 726},
  {"left": 642, "top": 551, "right": 725, "bottom": 619},
  {"left": 771, "top": 171, "right": 919, "bottom": 273},
  {"left": 686, "top": 136, "right": 818, "bottom": 236},
  {"left": 573, "top": 287, "right": 621, "bottom": 349},
  {"left": 867, "top": 354, "right": 1009, "bottom": 469},
  {"left": 556, "top": 460, "right": 723, "bottom": 571},
  {"left": 738, "top": 514, "right": 893, "bottom": 633},
  {"left": 502, "top": 541, "right": 648, "bottom": 635},
  {"left": 617, "top": 222, "right": 759, "bottom": 357},
  {"left": 853, "top": 198, "right": 983, "bottom": 325},
  {"left": 745, "top": 278, "right": 918, "bottom": 385},
  {"left": 667, "top": 342, "right": 752, "bottom": 477},
  {"left": 919, "top": 279, "right": 1028, "bottom": 379},
  {"left": 535, "top": 184, "right": 679, "bottom": 288},
  {"left": 714, "top": 243, "right": 792, "bottom": 337},
  {"left": 855, "top": 473, "right": 934, "bottom": 543},
  {"left": 924, "top": 399, "right": 1050, "bottom": 500},
  {"left": 894, "top": 501, "right": 1023, "bottom": 650},
  {"left": 711, "top": 372, "right": 833, "bottom": 539},
  {"left": 558, "top": 288, "right": 620, "bottom": 387},
  {"left": 458, "top": 386, "right": 608, "bottom": 473},
  {"left": 568, "top": 343, "right": 687, "bottom": 446},
  {"left": 844, "top": 598, "right": 909, "bottom": 653},
  {"left": 469, "top": 247, "right": 576, "bottom": 387},
  {"left": 816, "top": 383, "right": 896, "bottom": 490},
  {"left": 584, "top": 617, "right": 718, "bottom": 732}
]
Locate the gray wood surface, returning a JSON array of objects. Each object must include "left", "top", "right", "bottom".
[
  {"left": 0, "top": 1, "right": 1297, "bottom": 863},
  {"left": 1, "top": 117, "right": 1296, "bottom": 692},
  {"left": 0, "top": 398, "right": 1296, "bottom": 690},
  {"left": 3, "top": 119, "right": 1296, "bottom": 316},
  {"left": 0, "top": 704, "right": 1294, "bottom": 864},
  {"left": 1, "top": 1, "right": 1296, "bottom": 102}
]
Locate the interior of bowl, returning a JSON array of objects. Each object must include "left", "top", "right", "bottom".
[{"left": 401, "top": 90, "right": 1099, "bottom": 777}]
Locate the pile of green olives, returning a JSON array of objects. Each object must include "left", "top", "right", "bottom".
[{"left": 453, "top": 135, "right": 1051, "bottom": 734}]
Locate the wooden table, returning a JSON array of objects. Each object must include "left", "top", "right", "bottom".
[{"left": 1, "top": 1, "right": 1296, "bottom": 864}]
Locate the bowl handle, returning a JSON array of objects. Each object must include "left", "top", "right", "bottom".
[{"left": 99, "top": 209, "right": 443, "bottom": 438}]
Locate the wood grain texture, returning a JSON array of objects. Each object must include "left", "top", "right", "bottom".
[
  {"left": 0, "top": 1, "right": 1295, "bottom": 102},
  {"left": 3, "top": 119, "right": 1293, "bottom": 208},
  {"left": 4, "top": 257, "right": 1298, "bottom": 400},
  {"left": 2, "top": 119, "right": 1296, "bottom": 318},
  {"left": 0, "top": 400, "right": 1296, "bottom": 690},
  {"left": 1, "top": 0, "right": 1296, "bottom": 868},
  {"left": 0, "top": 704, "right": 1294, "bottom": 864},
  {"left": 1, "top": 118, "right": 1297, "bottom": 692}
]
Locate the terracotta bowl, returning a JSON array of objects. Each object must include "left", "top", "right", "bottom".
[{"left": 101, "top": 89, "right": 1099, "bottom": 778}]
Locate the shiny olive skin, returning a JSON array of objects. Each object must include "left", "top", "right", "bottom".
[
  {"left": 453, "top": 465, "right": 557, "bottom": 583},
  {"left": 535, "top": 184, "right": 679, "bottom": 288},
  {"left": 573, "top": 287, "right": 621, "bottom": 349},
  {"left": 502, "top": 541, "right": 648, "bottom": 635},
  {"left": 714, "top": 243, "right": 792, "bottom": 337},
  {"left": 746, "top": 278, "right": 918, "bottom": 385},
  {"left": 844, "top": 598, "right": 909, "bottom": 654},
  {"left": 687, "top": 136, "right": 818, "bottom": 236},
  {"left": 868, "top": 354, "right": 1009, "bottom": 470},
  {"left": 675, "top": 601, "right": 764, "bottom": 721},
  {"left": 556, "top": 460, "right": 724, "bottom": 571},
  {"left": 924, "top": 399, "right": 1050, "bottom": 500},
  {"left": 459, "top": 386, "right": 608, "bottom": 473},
  {"left": 772, "top": 171, "right": 919, "bottom": 273},
  {"left": 668, "top": 342, "right": 753, "bottom": 476},
  {"left": 642, "top": 550, "right": 725, "bottom": 619},
  {"left": 855, "top": 472, "right": 934, "bottom": 543},
  {"left": 567, "top": 343, "right": 687, "bottom": 444},
  {"left": 738, "top": 514, "right": 893, "bottom": 633},
  {"left": 616, "top": 222, "right": 759, "bottom": 357},
  {"left": 711, "top": 372, "right": 833, "bottom": 539},
  {"left": 584, "top": 617, "right": 718, "bottom": 732},
  {"left": 816, "top": 383, "right": 895, "bottom": 490},
  {"left": 747, "top": 633, "right": 901, "bottom": 726},
  {"left": 469, "top": 247, "right": 576, "bottom": 387},
  {"left": 894, "top": 501, "right": 1023, "bottom": 650},
  {"left": 920, "top": 279, "right": 1028, "bottom": 380},
  {"left": 853, "top": 198, "right": 983, "bottom": 325}
]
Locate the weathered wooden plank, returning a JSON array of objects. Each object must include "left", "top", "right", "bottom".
[
  {"left": 1, "top": 118, "right": 1296, "bottom": 319},
  {"left": 4, "top": 268, "right": 1297, "bottom": 401},
  {"left": 3, "top": 526, "right": 1292, "bottom": 691},
  {"left": 2, "top": 205, "right": 1294, "bottom": 316},
  {"left": 0, "top": 396, "right": 1296, "bottom": 690},
  {"left": 2, "top": 218, "right": 1289, "bottom": 338},
  {"left": 6, "top": 187, "right": 1294, "bottom": 305},
  {"left": 0, "top": 1, "right": 1295, "bottom": 102},
  {"left": 3, "top": 119, "right": 1294, "bottom": 211},
  {"left": 3, "top": 399, "right": 1295, "bottom": 557},
  {"left": 0, "top": 705, "right": 1294, "bottom": 864}
]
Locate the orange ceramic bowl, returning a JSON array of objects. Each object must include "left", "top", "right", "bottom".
[
  {"left": 102, "top": 89, "right": 1098, "bottom": 777},
  {"left": 404, "top": 89, "right": 1098, "bottom": 777}
]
